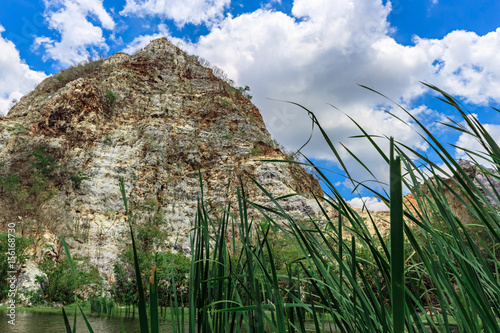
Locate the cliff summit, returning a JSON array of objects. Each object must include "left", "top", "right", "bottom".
[{"left": 0, "top": 38, "right": 322, "bottom": 283}]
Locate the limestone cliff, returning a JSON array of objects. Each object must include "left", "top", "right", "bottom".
[{"left": 0, "top": 38, "right": 322, "bottom": 282}]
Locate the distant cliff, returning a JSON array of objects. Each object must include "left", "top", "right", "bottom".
[{"left": 0, "top": 38, "right": 322, "bottom": 284}]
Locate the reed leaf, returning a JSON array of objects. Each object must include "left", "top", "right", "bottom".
[{"left": 389, "top": 138, "right": 405, "bottom": 332}]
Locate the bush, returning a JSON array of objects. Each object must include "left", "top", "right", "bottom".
[
  {"left": 90, "top": 297, "right": 114, "bottom": 315},
  {"left": 110, "top": 261, "right": 136, "bottom": 306},
  {"left": 0, "top": 145, "right": 60, "bottom": 225},
  {"left": 235, "top": 85, "right": 252, "bottom": 99},
  {"left": 32, "top": 144, "right": 61, "bottom": 176},
  {"left": 104, "top": 91, "right": 116, "bottom": 107},
  {"left": 0, "top": 232, "right": 31, "bottom": 300},
  {"left": 250, "top": 146, "right": 263, "bottom": 156},
  {"left": 157, "top": 252, "right": 191, "bottom": 307},
  {"left": 39, "top": 255, "right": 103, "bottom": 304},
  {"left": 70, "top": 171, "right": 90, "bottom": 190}
]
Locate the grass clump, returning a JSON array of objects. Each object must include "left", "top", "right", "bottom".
[
  {"left": 181, "top": 85, "right": 500, "bottom": 332},
  {"left": 7, "top": 123, "right": 28, "bottom": 135},
  {"left": 58, "top": 85, "right": 500, "bottom": 332},
  {"left": 218, "top": 97, "right": 231, "bottom": 107},
  {"left": 250, "top": 145, "right": 264, "bottom": 156},
  {"left": 70, "top": 172, "right": 90, "bottom": 190}
]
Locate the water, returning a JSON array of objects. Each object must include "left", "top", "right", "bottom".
[
  {"left": 0, "top": 310, "right": 339, "bottom": 332},
  {"left": 0, "top": 309, "right": 183, "bottom": 333}
]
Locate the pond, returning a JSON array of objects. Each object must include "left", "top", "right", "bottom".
[
  {"left": 0, "top": 309, "right": 184, "bottom": 333},
  {"left": 1, "top": 309, "right": 344, "bottom": 332}
]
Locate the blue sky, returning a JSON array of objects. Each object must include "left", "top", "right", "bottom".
[{"left": 1, "top": 0, "right": 500, "bottom": 210}]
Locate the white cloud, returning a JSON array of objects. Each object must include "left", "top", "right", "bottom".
[
  {"left": 120, "top": 0, "right": 230, "bottom": 27},
  {"left": 347, "top": 196, "right": 388, "bottom": 211},
  {"left": 33, "top": 0, "right": 115, "bottom": 67},
  {"left": 169, "top": 0, "right": 425, "bottom": 187},
  {"left": 415, "top": 29, "right": 500, "bottom": 105},
  {"left": 153, "top": 0, "right": 500, "bottom": 189},
  {"left": 0, "top": 25, "right": 47, "bottom": 116}
]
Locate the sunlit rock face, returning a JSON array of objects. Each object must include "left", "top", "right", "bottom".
[{"left": 0, "top": 38, "right": 322, "bottom": 282}]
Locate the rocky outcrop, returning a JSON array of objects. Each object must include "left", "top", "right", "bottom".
[
  {"left": 16, "top": 260, "right": 47, "bottom": 306},
  {"left": 0, "top": 38, "right": 322, "bottom": 283},
  {"left": 402, "top": 159, "right": 500, "bottom": 225}
]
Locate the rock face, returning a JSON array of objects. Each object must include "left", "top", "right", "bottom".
[
  {"left": 0, "top": 38, "right": 322, "bottom": 282},
  {"left": 16, "top": 260, "right": 47, "bottom": 306},
  {"left": 402, "top": 159, "right": 500, "bottom": 226}
]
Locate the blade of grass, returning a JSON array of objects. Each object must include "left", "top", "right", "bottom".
[
  {"left": 61, "top": 306, "right": 72, "bottom": 333},
  {"left": 150, "top": 266, "right": 159, "bottom": 333},
  {"left": 119, "top": 177, "right": 149, "bottom": 333},
  {"left": 61, "top": 235, "right": 94, "bottom": 333},
  {"left": 390, "top": 138, "right": 405, "bottom": 333}
]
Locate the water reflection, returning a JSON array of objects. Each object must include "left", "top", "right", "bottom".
[{"left": 0, "top": 310, "right": 181, "bottom": 333}]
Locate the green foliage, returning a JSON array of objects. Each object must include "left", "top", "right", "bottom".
[
  {"left": 32, "top": 144, "right": 60, "bottom": 176},
  {"left": 70, "top": 172, "right": 90, "bottom": 190},
  {"left": 157, "top": 252, "right": 191, "bottom": 307},
  {"left": 60, "top": 235, "right": 96, "bottom": 333},
  {"left": 0, "top": 174, "right": 22, "bottom": 196},
  {"left": 7, "top": 123, "right": 28, "bottom": 135},
  {"left": 39, "top": 254, "right": 103, "bottom": 305},
  {"left": 110, "top": 261, "right": 136, "bottom": 306},
  {"left": 90, "top": 297, "right": 115, "bottom": 315},
  {"left": 250, "top": 145, "right": 263, "bottom": 156},
  {"left": 180, "top": 86, "right": 500, "bottom": 332},
  {"left": 221, "top": 129, "right": 233, "bottom": 139},
  {"left": 0, "top": 232, "right": 31, "bottom": 300},
  {"left": 111, "top": 218, "right": 192, "bottom": 308},
  {"left": 104, "top": 91, "right": 116, "bottom": 106},
  {"left": 45, "top": 59, "right": 104, "bottom": 92},
  {"left": 235, "top": 85, "right": 252, "bottom": 99},
  {"left": 0, "top": 144, "right": 68, "bottom": 230},
  {"left": 39, "top": 260, "right": 74, "bottom": 304},
  {"left": 25, "top": 276, "right": 47, "bottom": 305},
  {"left": 103, "top": 135, "right": 113, "bottom": 145},
  {"left": 218, "top": 98, "right": 231, "bottom": 107}
]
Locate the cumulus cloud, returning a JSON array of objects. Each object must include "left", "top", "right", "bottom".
[
  {"left": 33, "top": 0, "right": 115, "bottom": 67},
  {"left": 154, "top": 0, "right": 500, "bottom": 190},
  {"left": 347, "top": 197, "right": 388, "bottom": 212},
  {"left": 120, "top": 0, "right": 230, "bottom": 27},
  {"left": 415, "top": 29, "right": 500, "bottom": 105},
  {"left": 170, "top": 0, "right": 423, "bottom": 186},
  {"left": 0, "top": 25, "right": 47, "bottom": 116}
]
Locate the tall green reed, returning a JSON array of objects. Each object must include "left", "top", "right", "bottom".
[{"left": 61, "top": 85, "right": 500, "bottom": 332}]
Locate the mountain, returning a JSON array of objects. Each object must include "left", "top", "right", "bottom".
[{"left": 0, "top": 38, "right": 323, "bottom": 288}]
